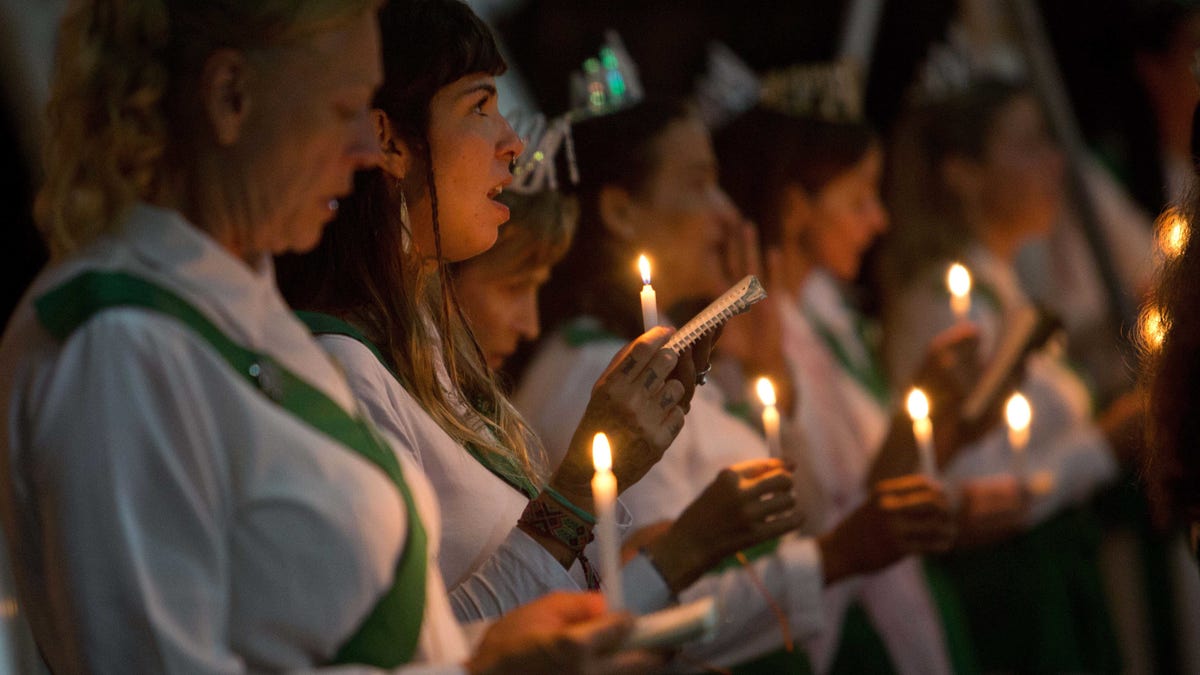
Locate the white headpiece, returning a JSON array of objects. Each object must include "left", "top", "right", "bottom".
[
  {"left": 695, "top": 42, "right": 864, "bottom": 128},
  {"left": 915, "top": 23, "right": 1026, "bottom": 101},
  {"left": 508, "top": 112, "right": 579, "bottom": 194}
]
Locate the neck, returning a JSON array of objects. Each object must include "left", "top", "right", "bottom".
[
  {"left": 976, "top": 219, "right": 1024, "bottom": 263},
  {"left": 155, "top": 161, "right": 264, "bottom": 268}
]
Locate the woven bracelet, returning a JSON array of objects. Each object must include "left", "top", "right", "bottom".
[{"left": 519, "top": 495, "right": 601, "bottom": 589}]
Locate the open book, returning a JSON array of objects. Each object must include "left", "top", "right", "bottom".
[
  {"left": 961, "top": 305, "right": 1062, "bottom": 425},
  {"left": 664, "top": 275, "right": 767, "bottom": 355}
]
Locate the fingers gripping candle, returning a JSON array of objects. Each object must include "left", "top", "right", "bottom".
[
  {"left": 592, "top": 433, "right": 622, "bottom": 610},
  {"left": 638, "top": 254, "right": 658, "bottom": 331}
]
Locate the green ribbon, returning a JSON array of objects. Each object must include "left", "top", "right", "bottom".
[{"left": 36, "top": 272, "right": 426, "bottom": 668}]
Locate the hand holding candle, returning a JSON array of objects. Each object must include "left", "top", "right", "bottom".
[
  {"left": 1005, "top": 392, "right": 1031, "bottom": 478},
  {"left": 591, "top": 432, "right": 623, "bottom": 611},
  {"left": 756, "top": 377, "right": 782, "bottom": 459},
  {"left": 906, "top": 388, "right": 937, "bottom": 477},
  {"left": 947, "top": 263, "right": 972, "bottom": 323},
  {"left": 638, "top": 254, "right": 658, "bottom": 331}
]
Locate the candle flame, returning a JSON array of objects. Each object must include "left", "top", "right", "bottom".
[
  {"left": 638, "top": 255, "right": 652, "bottom": 286},
  {"left": 947, "top": 263, "right": 971, "bottom": 299},
  {"left": 592, "top": 432, "right": 612, "bottom": 472},
  {"left": 755, "top": 377, "right": 777, "bottom": 407},
  {"left": 906, "top": 388, "right": 930, "bottom": 421},
  {"left": 1140, "top": 304, "right": 1168, "bottom": 351},
  {"left": 1156, "top": 208, "right": 1190, "bottom": 258},
  {"left": 1005, "top": 392, "right": 1032, "bottom": 432}
]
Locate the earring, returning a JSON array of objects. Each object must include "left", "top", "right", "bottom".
[{"left": 399, "top": 189, "right": 412, "bottom": 253}]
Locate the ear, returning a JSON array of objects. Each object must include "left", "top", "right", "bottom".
[
  {"left": 779, "top": 184, "right": 812, "bottom": 244},
  {"left": 940, "top": 155, "right": 982, "bottom": 198},
  {"left": 598, "top": 185, "right": 638, "bottom": 242},
  {"left": 374, "top": 109, "right": 412, "bottom": 180},
  {"left": 200, "top": 49, "right": 251, "bottom": 146}
]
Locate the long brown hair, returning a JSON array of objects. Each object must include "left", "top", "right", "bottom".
[{"left": 277, "top": 0, "right": 543, "bottom": 481}]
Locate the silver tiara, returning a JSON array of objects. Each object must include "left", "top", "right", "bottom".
[
  {"left": 567, "top": 30, "right": 645, "bottom": 120},
  {"left": 508, "top": 112, "right": 579, "bottom": 194},
  {"left": 695, "top": 42, "right": 864, "bottom": 128},
  {"left": 916, "top": 24, "right": 1026, "bottom": 101}
]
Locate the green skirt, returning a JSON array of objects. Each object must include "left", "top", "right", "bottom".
[{"left": 925, "top": 508, "right": 1121, "bottom": 673}]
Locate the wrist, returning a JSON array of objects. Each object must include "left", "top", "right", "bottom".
[
  {"left": 816, "top": 531, "right": 851, "bottom": 587},
  {"left": 644, "top": 530, "right": 706, "bottom": 593},
  {"left": 547, "top": 476, "right": 596, "bottom": 516},
  {"left": 518, "top": 492, "right": 596, "bottom": 571}
]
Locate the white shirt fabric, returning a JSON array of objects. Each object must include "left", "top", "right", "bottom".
[
  {"left": 778, "top": 270, "right": 952, "bottom": 675},
  {"left": 317, "top": 335, "right": 672, "bottom": 622},
  {"left": 515, "top": 325, "right": 826, "bottom": 669},
  {"left": 885, "top": 246, "right": 1119, "bottom": 527},
  {"left": 0, "top": 203, "right": 470, "bottom": 674}
]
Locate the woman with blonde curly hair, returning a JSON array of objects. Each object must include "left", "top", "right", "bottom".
[{"left": 0, "top": 1, "right": 666, "bottom": 672}]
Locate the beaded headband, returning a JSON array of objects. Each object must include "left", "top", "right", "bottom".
[
  {"left": 695, "top": 42, "right": 864, "bottom": 128},
  {"left": 508, "top": 112, "right": 580, "bottom": 194},
  {"left": 567, "top": 30, "right": 645, "bottom": 120}
]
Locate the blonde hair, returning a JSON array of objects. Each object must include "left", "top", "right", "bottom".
[{"left": 36, "top": 0, "right": 377, "bottom": 258}]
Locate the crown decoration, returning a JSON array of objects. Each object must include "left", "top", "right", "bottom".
[
  {"left": 568, "top": 30, "right": 645, "bottom": 120},
  {"left": 695, "top": 42, "right": 864, "bottom": 129},
  {"left": 915, "top": 23, "right": 1026, "bottom": 102},
  {"left": 508, "top": 112, "right": 579, "bottom": 194}
]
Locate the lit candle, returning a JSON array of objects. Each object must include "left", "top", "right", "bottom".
[
  {"left": 1156, "top": 207, "right": 1190, "bottom": 259},
  {"left": 906, "top": 388, "right": 937, "bottom": 477},
  {"left": 638, "top": 254, "right": 658, "bottom": 331},
  {"left": 591, "top": 432, "right": 622, "bottom": 610},
  {"left": 1005, "top": 392, "right": 1031, "bottom": 479},
  {"left": 756, "top": 377, "right": 782, "bottom": 458},
  {"left": 947, "top": 263, "right": 972, "bottom": 323}
]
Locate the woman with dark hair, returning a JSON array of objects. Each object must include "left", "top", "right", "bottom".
[
  {"left": 517, "top": 98, "right": 958, "bottom": 671},
  {"left": 278, "top": 0, "right": 800, "bottom": 627},
  {"left": 881, "top": 77, "right": 1132, "bottom": 673}
]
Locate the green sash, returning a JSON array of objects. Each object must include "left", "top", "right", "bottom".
[
  {"left": 35, "top": 271, "right": 426, "bottom": 668},
  {"left": 802, "top": 305, "right": 890, "bottom": 407},
  {"left": 296, "top": 311, "right": 540, "bottom": 500}
]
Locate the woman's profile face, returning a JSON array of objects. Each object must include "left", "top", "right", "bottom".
[
  {"left": 406, "top": 73, "right": 525, "bottom": 262},
  {"left": 622, "top": 115, "right": 740, "bottom": 308},
  {"left": 455, "top": 258, "right": 550, "bottom": 369},
  {"left": 975, "top": 94, "right": 1065, "bottom": 241},
  {"left": 238, "top": 10, "right": 383, "bottom": 255},
  {"left": 802, "top": 143, "right": 888, "bottom": 282}
]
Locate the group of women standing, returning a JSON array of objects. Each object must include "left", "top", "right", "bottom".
[{"left": 0, "top": 0, "right": 1190, "bottom": 673}]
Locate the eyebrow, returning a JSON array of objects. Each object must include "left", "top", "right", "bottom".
[{"left": 457, "top": 83, "right": 497, "bottom": 101}]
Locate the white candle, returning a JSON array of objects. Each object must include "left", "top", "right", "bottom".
[
  {"left": 1005, "top": 392, "right": 1032, "bottom": 479},
  {"left": 591, "top": 432, "right": 622, "bottom": 610},
  {"left": 756, "top": 377, "right": 782, "bottom": 458},
  {"left": 906, "top": 388, "right": 937, "bottom": 477},
  {"left": 947, "top": 262, "right": 972, "bottom": 323},
  {"left": 638, "top": 254, "right": 658, "bottom": 331}
]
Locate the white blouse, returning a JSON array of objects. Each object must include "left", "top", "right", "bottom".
[
  {"left": 779, "top": 270, "right": 952, "bottom": 675},
  {"left": 515, "top": 326, "right": 826, "bottom": 669},
  {"left": 318, "top": 335, "right": 673, "bottom": 622},
  {"left": 0, "top": 204, "right": 469, "bottom": 674}
]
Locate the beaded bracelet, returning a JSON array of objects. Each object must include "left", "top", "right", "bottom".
[{"left": 519, "top": 494, "right": 600, "bottom": 589}]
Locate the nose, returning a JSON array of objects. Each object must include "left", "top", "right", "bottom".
[
  {"left": 514, "top": 293, "right": 540, "bottom": 342},
  {"left": 348, "top": 108, "right": 381, "bottom": 170},
  {"left": 497, "top": 114, "right": 525, "bottom": 167}
]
